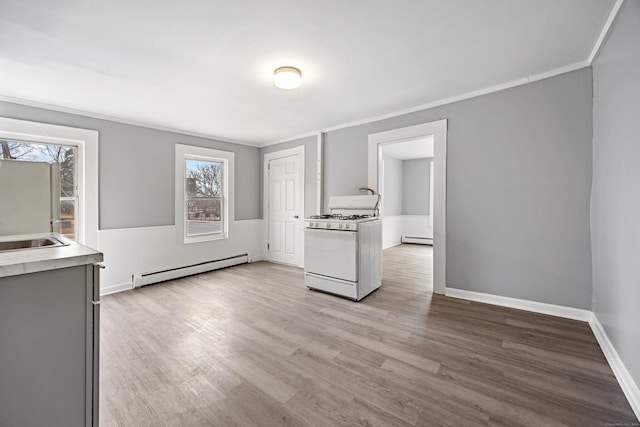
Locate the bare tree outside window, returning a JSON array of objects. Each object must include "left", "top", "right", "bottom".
[
  {"left": 185, "top": 159, "right": 223, "bottom": 236},
  {"left": 1, "top": 140, "right": 36, "bottom": 160}
]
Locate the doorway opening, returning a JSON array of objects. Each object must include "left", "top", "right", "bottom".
[
  {"left": 368, "top": 119, "right": 447, "bottom": 294},
  {"left": 378, "top": 137, "right": 434, "bottom": 294}
]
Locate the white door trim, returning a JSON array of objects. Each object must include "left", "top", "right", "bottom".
[
  {"left": 316, "top": 132, "right": 323, "bottom": 216},
  {"left": 368, "top": 119, "right": 447, "bottom": 294},
  {"left": 263, "top": 145, "right": 305, "bottom": 267}
]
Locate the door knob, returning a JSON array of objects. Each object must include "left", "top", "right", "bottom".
[{"left": 294, "top": 215, "right": 299, "bottom": 219}]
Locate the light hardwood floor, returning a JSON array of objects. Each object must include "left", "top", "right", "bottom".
[{"left": 100, "top": 244, "right": 637, "bottom": 426}]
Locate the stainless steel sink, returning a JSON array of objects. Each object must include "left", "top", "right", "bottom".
[{"left": 0, "top": 237, "right": 69, "bottom": 252}]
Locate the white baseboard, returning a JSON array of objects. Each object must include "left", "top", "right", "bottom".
[
  {"left": 445, "top": 288, "right": 592, "bottom": 322},
  {"left": 383, "top": 242, "right": 402, "bottom": 250},
  {"left": 445, "top": 288, "right": 638, "bottom": 418},
  {"left": 134, "top": 254, "right": 248, "bottom": 288},
  {"left": 589, "top": 313, "right": 640, "bottom": 420},
  {"left": 100, "top": 282, "right": 133, "bottom": 296},
  {"left": 383, "top": 215, "right": 433, "bottom": 249},
  {"left": 401, "top": 236, "right": 433, "bottom": 245},
  {"left": 249, "top": 256, "right": 264, "bottom": 263},
  {"left": 403, "top": 215, "right": 433, "bottom": 241}
]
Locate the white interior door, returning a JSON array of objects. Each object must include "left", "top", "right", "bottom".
[{"left": 267, "top": 153, "right": 303, "bottom": 266}]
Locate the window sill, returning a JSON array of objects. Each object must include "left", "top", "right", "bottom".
[{"left": 184, "top": 233, "right": 228, "bottom": 245}]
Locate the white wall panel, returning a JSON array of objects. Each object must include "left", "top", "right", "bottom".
[
  {"left": 403, "top": 215, "right": 433, "bottom": 239},
  {"left": 98, "top": 219, "right": 262, "bottom": 294},
  {"left": 382, "top": 216, "right": 403, "bottom": 249}
]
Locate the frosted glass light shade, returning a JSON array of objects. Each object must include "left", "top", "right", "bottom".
[{"left": 274, "top": 66, "right": 302, "bottom": 90}]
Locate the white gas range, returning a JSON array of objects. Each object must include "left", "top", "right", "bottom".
[{"left": 304, "top": 195, "right": 382, "bottom": 301}]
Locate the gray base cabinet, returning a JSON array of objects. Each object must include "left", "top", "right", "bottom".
[{"left": 0, "top": 264, "right": 100, "bottom": 427}]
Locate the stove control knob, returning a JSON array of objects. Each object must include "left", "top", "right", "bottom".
[
  {"left": 345, "top": 223, "right": 350, "bottom": 229},
  {"left": 325, "top": 223, "right": 331, "bottom": 229}
]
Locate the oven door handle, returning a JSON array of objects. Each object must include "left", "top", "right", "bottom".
[{"left": 306, "top": 228, "right": 357, "bottom": 235}]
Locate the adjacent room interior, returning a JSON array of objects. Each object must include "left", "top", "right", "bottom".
[
  {"left": 380, "top": 137, "right": 435, "bottom": 295},
  {"left": 0, "top": 1, "right": 639, "bottom": 426}
]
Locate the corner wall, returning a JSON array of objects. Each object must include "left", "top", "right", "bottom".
[
  {"left": 382, "top": 155, "right": 403, "bottom": 216},
  {"left": 591, "top": 0, "right": 640, "bottom": 403}
]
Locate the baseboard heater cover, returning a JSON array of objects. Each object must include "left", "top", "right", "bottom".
[
  {"left": 132, "top": 253, "right": 248, "bottom": 288},
  {"left": 401, "top": 236, "right": 433, "bottom": 245}
]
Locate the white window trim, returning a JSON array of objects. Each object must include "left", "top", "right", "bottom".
[
  {"left": 0, "top": 117, "right": 99, "bottom": 248},
  {"left": 175, "top": 144, "right": 234, "bottom": 244}
]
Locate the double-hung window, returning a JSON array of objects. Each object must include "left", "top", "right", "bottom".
[{"left": 176, "top": 144, "right": 234, "bottom": 243}]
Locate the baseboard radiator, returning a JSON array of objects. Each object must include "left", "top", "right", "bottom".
[
  {"left": 401, "top": 236, "right": 433, "bottom": 245},
  {"left": 132, "top": 253, "right": 248, "bottom": 288}
]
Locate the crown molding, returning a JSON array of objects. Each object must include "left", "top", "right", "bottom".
[
  {"left": 260, "top": 60, "right": 589, "bottom": 148},
  {"left": 588, "top": 0, "right": 625, "bottom": 65},
  {"left": 3, "top": 22, "right": 613, "bottom": 152},
  {"left": 0, "top": 94, "right": 260, "bottom": 148}
]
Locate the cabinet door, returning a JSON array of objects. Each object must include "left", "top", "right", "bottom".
[{"left": 0, "top": 266, "right": 87, "bottom": 427}]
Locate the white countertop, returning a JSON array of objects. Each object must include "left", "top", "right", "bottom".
[{"left": 0, "top": 233, "right": 103, "bottom": 278}]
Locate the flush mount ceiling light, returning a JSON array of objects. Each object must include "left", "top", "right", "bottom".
[{"left": 273, "top": 66, "right": 302, "bottom": 90}]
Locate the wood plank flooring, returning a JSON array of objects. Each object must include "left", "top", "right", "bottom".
[{"left": 100, "top": 244, "right": 637, "bottom": 426}]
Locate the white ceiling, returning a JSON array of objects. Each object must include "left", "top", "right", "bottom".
[
  {"left": 383, "top": 136, "right": 434, "bottom": 160},
  {"left": 0, "top": 0, "right": 616, "bottom": 146}
]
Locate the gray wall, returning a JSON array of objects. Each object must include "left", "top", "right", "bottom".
[
  {"left": 0, "top": 102, "right": 260, "bottom": 229},
  {"left": 260, "top": 135, "right": 317, "bottom": 218},
  {"left": 592, "top": 0, "right": 640, "bottom": 389},
  {"left": 445, "top": 67, "right": 592, "bottom": 308},
  {"left": 265, "top": 68, "right": 594, "bottom": 309},
  {"left": 402, "top": 158, "right": 431, "bottom": 215},
  {"left": 382, "top": 155, "right": 403, "bottom": 216}
]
